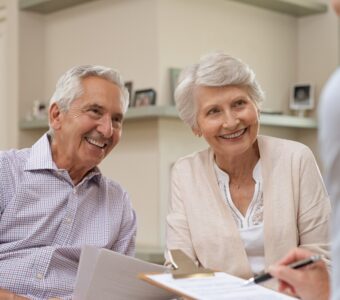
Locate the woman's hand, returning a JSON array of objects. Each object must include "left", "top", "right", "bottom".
[{"left": 268, "top": 248, "right": 329, "bottom": 300}]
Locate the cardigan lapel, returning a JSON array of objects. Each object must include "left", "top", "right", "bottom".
[{"left": 190, "top": 148, "right": 253, "bottom": 278}]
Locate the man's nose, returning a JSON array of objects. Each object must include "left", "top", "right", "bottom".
[{"left": 97, "top": 114, "right": 113, "bottom": 137}]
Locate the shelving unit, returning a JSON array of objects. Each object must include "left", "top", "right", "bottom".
[
  {"left": 229, "top": 0, "right": 327, "bottom": 17},
  {"left": 19, "top": 106, "right": 318, "bottom": 130}
]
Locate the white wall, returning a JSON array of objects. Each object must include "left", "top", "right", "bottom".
[
  {"left": 157, "top": 0, "right": 298, "bottom": 113},
  {"left": 43, "top": 0, "right": 160, "bottom": 102},
  {"left": 297, "top": 0, "right": 339, "bottom": 117},
  {"left": 0, "top": 5, "right": 8, "bottom": 150},
  {"left": 4, "top": 0, "right": 339, "bottom": 249}
]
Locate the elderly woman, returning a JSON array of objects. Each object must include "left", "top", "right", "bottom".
[{"left": 166, "top": 52, "right": 330, "bottom": 287}]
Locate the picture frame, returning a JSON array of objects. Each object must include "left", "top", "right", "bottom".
[
  {"left": 124, "top": 81, "right": 133, "bottom": 107},
  {"left": 290, "top": 83, "right": 314, "bottom": 111},
  {"left": 169, "top": 68, "right": 181, "bottom": 104},
  {"left": 133, "top": 89, "right": 157, "bottom": 107}
]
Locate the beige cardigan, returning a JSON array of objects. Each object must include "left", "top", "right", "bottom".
[{"left": 166, "top": 135, "right": 330, "bottom": 284}]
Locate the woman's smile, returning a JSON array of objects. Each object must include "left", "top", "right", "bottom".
[{"left": 219, "top": 128, "right": 247, "bottom": 140}]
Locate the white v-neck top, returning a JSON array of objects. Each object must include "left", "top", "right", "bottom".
[{"left": 214, "top": 161, "right": 265, "bottom": 274}]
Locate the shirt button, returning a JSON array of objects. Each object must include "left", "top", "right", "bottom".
[
  {"left": 73, "top": 188, "right": 77, "bottom": 194},
  {"left": 36, "top": 273, "right": 43, "bottom": 279},
  {"left": 65, "top": 217, "right": 72, "bottom": 224}
]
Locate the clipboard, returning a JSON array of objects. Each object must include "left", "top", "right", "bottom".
[
  {"left": 167, "top": 249, "right": 215, "bottom": 279},
  {"left": 139, "top": 272, "right": 197, "bottom": 300},
  {"left": 139, "top": 249, "right": 215, "bottom": 299},
  {"left": 139, "top": 250, "right": 296, "bottom": 300}
]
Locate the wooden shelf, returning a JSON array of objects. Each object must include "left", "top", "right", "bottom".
[
  {"left": 19, "top": 0, "right": 327, "bottom": 16},
  {"left": 19, "top": 106, "right": 318, "bottom": 130},
  {"left": 19, "top": 0, "right": 99, "bottom": 14},
  {"left": 260, "top": 113, "right": 317, "bottom": 128},
  {"left": 229, "top": 0, "right": 327, "bottom": 17}
]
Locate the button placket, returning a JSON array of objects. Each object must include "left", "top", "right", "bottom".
[{"left": 52, "top": 188, "right": 78, "bottom": 245}]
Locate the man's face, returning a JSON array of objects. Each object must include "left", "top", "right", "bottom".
[{"left": 50, "top": 76, "right": 123, "bottom": 174}]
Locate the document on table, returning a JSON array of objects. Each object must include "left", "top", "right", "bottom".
[
  {"left": 142, "top": 272, "right": 296, "bottom": 300},
  {"left": 73, "top": 245, "right": 175, "bottom": 300}
]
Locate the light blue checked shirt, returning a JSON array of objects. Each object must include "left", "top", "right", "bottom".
[{"left": 0, "top": 134, "right": 137, "bottom": 300}]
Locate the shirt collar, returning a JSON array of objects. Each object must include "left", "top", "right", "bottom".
[
  {"left": 24, "top": 133, "right": 102, "bottom": 182},
  {"left": 24, "top": 133, "right": 56, "bottom": 171}
]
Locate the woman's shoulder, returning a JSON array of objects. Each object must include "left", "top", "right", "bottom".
[
  {"left": 258, "top": 135, "right": 310, "bottom": 153},
  {"left": 173, "top": 147, "right": 212, "bottom": 169}
]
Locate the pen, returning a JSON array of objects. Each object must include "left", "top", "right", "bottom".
[{"left": 242, "top": 254, "right": 323, "bottom": 286}]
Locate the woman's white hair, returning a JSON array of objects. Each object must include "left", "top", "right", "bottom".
[
  {"left": 174, "top": 52, "right": 265, "bottom": 129},
  {"left": 48, "top": 65, "right": 129, "bottom": 134}
]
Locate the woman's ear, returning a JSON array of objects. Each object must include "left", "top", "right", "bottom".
[
  {"left": 192, "top": 126, "right": 202, "bottom": 137},
  {"left": 257, "top": 109, "right": 261, "bottom": 121},
  {"left": 49, "top": 103, "right": 62, "bottom": 130}
]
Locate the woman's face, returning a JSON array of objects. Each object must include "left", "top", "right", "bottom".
[{"left": 194, "top": 85, "right": 259, "bottom": 159}]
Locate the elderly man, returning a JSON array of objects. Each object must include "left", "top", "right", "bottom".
[{"left": 0, "top": 65, "right": 137, "bottom": 299}]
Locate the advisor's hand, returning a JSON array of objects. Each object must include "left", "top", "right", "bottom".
[{"left": 268, "top": 248, "right": 329, "bottom": 300}]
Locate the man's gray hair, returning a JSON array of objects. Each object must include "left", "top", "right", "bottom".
[
  {"left": 174, "top": 52, "right": 265, "bottom": 129},
  {"left": 48, "top": 65, "right": 129, "bottom": 133}
]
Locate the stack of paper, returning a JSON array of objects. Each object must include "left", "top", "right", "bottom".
[
  {"left": 73, "top": 245, "right": 175, "bottom": 300},
  {"left": 142, "top": 272, "right": 296, "bottom": 300}
]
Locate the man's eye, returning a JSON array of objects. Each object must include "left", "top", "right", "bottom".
[
  {"left": 87, "top": 108, "right": 102, "bottom": 117},
  {"left": 112, "top": 117, "right": 122, "bottom": 123},
  {"left": 91, "top": 108, "right": 101, "bottom": 114}
]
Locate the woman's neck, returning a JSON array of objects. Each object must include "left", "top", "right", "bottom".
[{"left": 215, "top": 143, "right": 260, "bottom": 182}]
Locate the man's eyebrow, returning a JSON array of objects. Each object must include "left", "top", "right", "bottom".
[{"left": 84, "top": 103, "right": 104, "bottom": 110}]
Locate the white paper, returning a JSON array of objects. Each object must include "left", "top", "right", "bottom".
[
  {"left": 73, "top": 245, "right": 175, "bottom": 300},
  {"left": 146, "top": 272, "right": 296, "bottom": 300}
]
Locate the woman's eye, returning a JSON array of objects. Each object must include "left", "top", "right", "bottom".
[
  {"left": 207, "top": 108, "right": 220, "bottom": 115},
  {"left": 234, "top": 100, "right": 246, "bottom": 107}
]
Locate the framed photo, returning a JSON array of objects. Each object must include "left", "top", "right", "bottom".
[
  {"left": 290, "top": 83, "right": 314, "bottom": 111},
  {"left": 124, "top": 81, "right": 133, "bottom": 107},
  {"left": 133, "top": 89, "right": 157, "bottom": 107},
  {"left": 169, "top": 68, "right": 181, "bottom": 105}
]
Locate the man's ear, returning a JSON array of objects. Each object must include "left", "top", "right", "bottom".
[{"left": 49, "top": 103, "right": 62, "bottom": 130}]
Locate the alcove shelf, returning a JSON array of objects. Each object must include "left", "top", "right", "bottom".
[
  {"left": 229, "top": 0, "right": 327, "bottom": 17},
  {"left": 19, "top": 106, "right": 318, "bottom": 130},
  {"left": 19, "top": 0, "right": 327, "bottom": 16},
  {"left": 19, "top": 0, "right": 99, "bottom": 14}
]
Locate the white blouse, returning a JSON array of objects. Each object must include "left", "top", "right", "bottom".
[{"left": 214, "top": 160, "right": 265, "bottom": 274}]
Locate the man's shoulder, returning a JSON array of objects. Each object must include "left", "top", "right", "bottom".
[
  {"left": 99, "top": 175, "right": 128, "bottom": 197},
  {"left": 0, "top": 147, "right": 31, "bottom": 168}
]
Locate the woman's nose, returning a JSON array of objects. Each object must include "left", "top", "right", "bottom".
[{"left": 222, "top": 111, "right": 239, "bottom": 129}]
